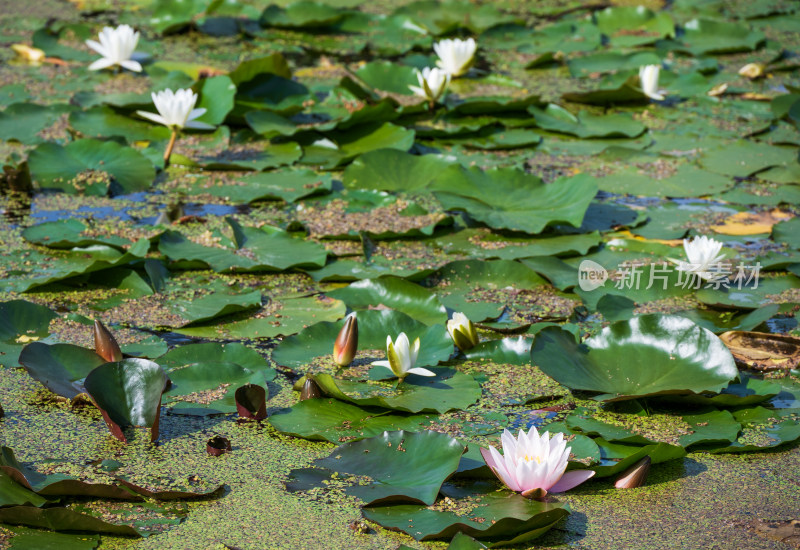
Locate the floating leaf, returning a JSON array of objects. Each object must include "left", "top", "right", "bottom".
[
  {"left": 531, "top": 315, "right": 738, "bottom": 401},
  {"left": 27, "top": 139, "right": 155, "bottom": 196},
  {"left": 529, "top": 104, "right": 646, "bottom": 139},
  {"left": 196, "top": 170, "right": 333, "bottom": 203},
  {"left": 269, "top": 398, "right": 435, "bottom": 442},
  {"left": 0, "top": 507, "right": 140, "bottom": 537},
  {"left": 314, "top": 430, "right": 465, "bottom": 505},
  {"left": 326, "top": 277, "right": 446, "bottom": 326},
  {"left": 343, "top": 149, "right": 451, "bottom": 192},
  {"left": 432, "top": 167, "right": 596, "bottom": 234},
  {"left": 595, "top": 6, "right": 674, "bottom": 47},
  {"left": 18, "top": 343, "right": 106, "bottom": 399},
  {"left": 362, "top": 490, "right": 569, "bottom": 542},
  {"left": 0, "top": 301, "right": 58, "bottom": 368},
  {"left": 719, "top": 331, "right": 800, "bottom": 371},
  {"left": 310, "top": 368, "right": 481, "bottom": 414}
]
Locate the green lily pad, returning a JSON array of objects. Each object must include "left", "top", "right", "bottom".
[
  {"left": 21, "top": 219, "right": 130, "bottom": 250},
  {"left": 0, "top": 301, "right": 58, "bottom": 368},
  {"left": 300, "top": 122, "right": 415, "bottom": 169},
  {"left": 431, "top": 260, "right": 547, "bottom": 292},
  {"left": 0, "top": 471, "right": 49, "bottom": 508},
  {"left": 163, "top": 362, "right": 266, "bottom": 413},
  {"left": 260, "top": 1, "right": 347, "bottom": 28},
  {"left": 529, "top": 104, "right": 646, "bottom": 139},
  {"left": 18, "top": 343, "right": 106, "bottom": 399},
  {"left": 0, "top": 103, "right": 74, "bottom": 145},
  {"left": 463, "top": 337, "right": 531, "bottom": 366},
  {"left": 597, "top": 164, "right": 733, "bottom": 198},
  {"left": 174, "top": 295, "right": 345, "bottom": 339},
  {"left": 5, "top": 527, "right": 99, "bottom": 549},
  {"left": 168, "top": 289, "right": 262, "bottom": 327},
  {"left": 595, "top": 6, "right": 674, "bottom": 47},
  {"left": 83, "top": 359, "right": 168, "bottom": 442},
  {"left": 314, "top": 430, "right": 465, "bottom": 505},
  {"left": 355, "top": 61, "right": 418, "bottom": 95},
  {"left": 6, "top": 239, "right": 150, "bottom": 293},
  {"left": 394, "top": 0, "right": 517, "bottom": 34},
  {"left": 515, "top": 20, "right": 600, "bottom": 55},
  {"left": 272, "top": 309, "right": 453, "bottom": 370},
  {"left": 678, "top": 409, "right": 741, "bottom": 448},
  {"left": 195, "top": 170, "right": 332, "bottom": 203},
  {"left": 343, "top": 149, "right": 451, "bottom": 192},
  {"left": 327, "top": 277, "right": 446, "bottom": 326},
  {"left": 269, "top": 398, "right": 435, "bottom": 442},
  {"left": 531, "top": 315, "right": 738, "bottom": 401},
  {"left": 193, "top": 75, "right": 236, "bottom": 126},
  {"left": 431, "top": 167, "right": 597, "bottom": 234},
  {"left": 195, "top": 142, "right": 303, "bottom": 171},
  {"left": 671, "top": 18, "right": 765, "bottom": 55},
  {"left": 695, "top": 275, "right": 800, "bottom": 310},
  {"left": 362, "top": 491, "right": 569, "bottom": 542},
  {"left": 157, "top": 342, "right": 272, "bottom": 374},
  {"left": 772, "top": 216, "right": 800, "bottom": 249},
  {"left": 710, "top": 419, "right": 800, "bottom": 453},
  {"left": 158, "top": 222, "right": 327, "bottom": 272},
  {"left": 0, "top": 507, "right": 139, "bottom": 537},
  {"left": 562, "top": 75, "right": 648, "bottom": 106},
  {"left": 27, "top": 139, "right": 155, "bottom": 196},
  {"left": 433, "top": 230, "right": 600, "bottom": 261},
  {"left": 69, "top": 106, "right": 171, "bottom": 144},
  {"left": 567, "top": 52, "right": 662, "bottom": 78},
  {"left": 311, "top": 368, "right": 480, "bottom": 414},
  {"left": 699, "top": 141, "right": 798, "bottom": 178}
]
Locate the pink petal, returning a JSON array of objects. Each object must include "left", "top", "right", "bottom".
[
  {"left": 479, "top": 446, "right": 498, "bottom": 470},
  {"left": 548, "top": 469, "right": 595, "bottom": 493}
]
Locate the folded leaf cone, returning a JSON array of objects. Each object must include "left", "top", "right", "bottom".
[{"left": 93, "top": 320, "right": 123, "bottom": 362}]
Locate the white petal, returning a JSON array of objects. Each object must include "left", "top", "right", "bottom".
[
  {"left": 184, "top": 120, "right": 215, "bottom": 130},
  {"left": 406, "top": 367, "right": 435, "bottom": 377},
  {"left": 119, "top": 59, "right": 142, "bottom": 72},
  {"left": 85, "top": 39, "right": 107, "bottom": 57},
  {"left": 136, "top": 110, "right": 168, "bottom": 126},
  {"left": 88, "top": 58, "right": 114, "bottom": 71}
]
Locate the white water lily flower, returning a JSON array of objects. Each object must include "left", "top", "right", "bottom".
[
  {"left": 434, "top": 37, "right": 476, "bottom": 77},
  {"left": 86, "top": 24, "right": 143, "bottom": 72},
  {"left": 372, "top": 333, "right": 434, "bottom": 380},
  {"left": 668, "top": 235, "right": 727, "bottom": 281},
  {"left": 136, "top": 89, "right": 213, "bottom": 130},
  {"left": 638, "top": 64, "right": 665, "bottom": 101},
  {"left": 409, "top": 67, "right": 450, "bottom": 103},
  {"left": 480, "top": 427, "right": 595, "bottom": 499},
  {"left": 447, "top": 312, "right": 479, "bottom": 351}
]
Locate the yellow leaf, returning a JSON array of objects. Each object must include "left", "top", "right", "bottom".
[{"left": 709, "top": 209, "right": 792, "bottom": 236}]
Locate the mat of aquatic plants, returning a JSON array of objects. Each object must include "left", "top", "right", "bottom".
[{"left": 1, "top": 0, "right": 800, "bottom": 547}]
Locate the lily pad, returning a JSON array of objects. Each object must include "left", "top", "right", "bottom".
[
  {"left": 196, "top": 170, "right": 333, "bottom": 203},
  {"left": 431, "top": 167, "right": 597, "bottom": 234},
  {"left": 0, "top": 301, "right": 58, "bottom": 368},
  {"left": 531, "top": 315, "right": 738, "bottom": 401},
  {"left": 595, "top": 6, "right": 674, "bottom": 47},
  {"left": 529, "top": 104, "right": 646, "bottom": 139},
  {"left": 310, "top": 368, "right": 481, "bottom": 414},
  {"left": 362, "top": 491, "right": 569, "bottom": 542},
  {"left": 326, "top": 277, "right": 446, "bottom": 326},
  {"left": 343, "top": 149, "right": 451, "bottom": 192},
  {"left": 18, "top": 343, "right": 106, "bottom": 399},
  {"left": 269, "top": 398, "right": 435, "bottom": 442},
  {"left": 315, "top": 430, "right": 465, "bottom": 505},
  {"left": 27, "top": 139, "right": 156, "bottom": 196}
]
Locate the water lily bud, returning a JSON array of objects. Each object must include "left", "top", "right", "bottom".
[
  {"left": 93, "top": 320, "right": 122, "bottom": 362},
  {"left": 300, "top": 376, "right": 323, "bottom": 400},
  {"left": 333, "top": 313, "right": 358, "bottom": 367},
  {"left": 614, "top": 456, "right": 651, "bottom": 489},
  {"left": 738, "top": 62, "right": 765, "bottom": 80},
  {"left": 11, "top": 44, "right": 45, "bottom": 64},
  {"left": 447, "top": 312, "right": 479, "bottom": 352}
]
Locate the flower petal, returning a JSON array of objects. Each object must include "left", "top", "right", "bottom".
[
  {"left": 548, "top": 469, "right": 595, "bottom": 493},
  {"left": 88, "top": 58, "right": 115, "bottom": 71},
  {"left": 119, "top": 59, "right": 143, "bottom": 72},
  {"left": 184, "top": 120, "right": 215, "bottom": 130},
  {"left": 136, "top": 110, "right": 168, "bottom": 126},
  {"left": 406, "top": 367, "right": 435, "bottom": 377}
]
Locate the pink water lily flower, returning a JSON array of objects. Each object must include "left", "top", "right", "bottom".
[{"left": 480, "top": 427, "right": 595, "bottom": 499}]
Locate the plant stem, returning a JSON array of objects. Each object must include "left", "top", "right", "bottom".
[{"left": 163, "top": 130, "right": 178, "bottom": 165}]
